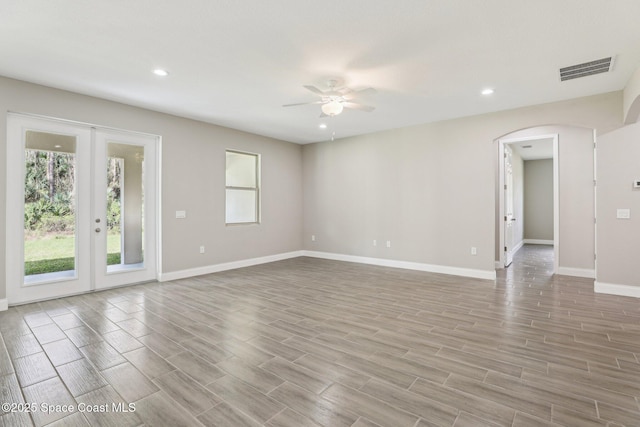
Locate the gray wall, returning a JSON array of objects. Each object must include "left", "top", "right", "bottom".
[
  {"left": 597, "top": 121, "right": 640, "bottom": 287},
  {"left": 524, "top": 159, "right": 554, "bottom": 241},
  {"left": 303, "top": 93, "right": 621, "bottom": 276},
  {"left": 4, "top": 76, "right": 638, "bottom": 300},
  {"left": 0, "top": 76, "right": 303, "bottom": 300}
]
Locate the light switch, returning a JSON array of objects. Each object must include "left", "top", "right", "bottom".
[
  {"left": 617, "top": 209, "right": 630, "bottom": 219},
  {"left": 176, "top": 210, "right": 186, "bottom": 219}
]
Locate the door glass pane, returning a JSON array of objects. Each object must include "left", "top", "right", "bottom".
[
  {"left": 106, "top": 142, "right": 145, "bottom": 272},
  {"left": 24, "top": 131, "right": 77, "bottom": 283}
]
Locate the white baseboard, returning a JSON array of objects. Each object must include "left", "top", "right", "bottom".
[
  {"left": 595, "top": 281, "right": 640, "bottom": 298},
  {"left": 494, "top": 241, "right": 524, "bottom": 270},
  {"left": 523, "top": 239, "right": 554, "bottom": 245},
  {"left": 158, "top": 251, "right": 304, "bottom": 282},
  {"left": 0, "top": 299, "right": 7, "bottom": 312},
  {"left": 513, "top": 240, "right": 524, "bottom": 253},
  {"left": 302, "top": 251, "right": 496, "bottom": 281},
  {"left": 159, "top": 249, "right": 497, "bottom": 283},
  {"left": 556, "top": 267, "right": 595, "bottom": 279}
]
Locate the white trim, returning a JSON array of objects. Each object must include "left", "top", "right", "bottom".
[
  {"left": 556, "top": 267, "right": 595, "bottom": 279},
  {"left": 595, "top": 281, "right": 640, "bottom": 298},
  {"left": 0, "top": 299, "right": 8, "bottom": 311},
  {"left": 497, "top": 140, "right": 505, "bottom": 268},
  {"left": 593, "top": 129, "right": 598, "bottom": 280},
  {"left": 93, "top": 130, "right": 159, "bottom": 290},
  {"left": 159, "top": 250, "right": 497, "bottom": 283},
  {"left": 6, "top": 112, "right": 162, "bottom": 305},
  {"left": 523, "top": 239, "right": 554, "bottom": 245},
  {"left": 495, "top": 261, "right": 503, "bottom": 269},
  {"left": 7, "top": 110, "right": 160, "bottom": 139},
  {"left": 156, "top": 136, "right": 163, "bottom": 283},
  {"left": 302, "top": 251, "right": 496, "bottom": 281},
  {"left": 552, "top": 136, "right": 560, "bottom": 274},
  {"left": 7, "top": 114, "right": 94, "bottom": 304},
  {"left": 513, "top": 240, "right": 524, "bottom": 253},
  {"left": 497, "top": 133, "right": 559, "bottom": 271},
  {"left": 158, "top": 251, "right": 304, "bottom": 282}
]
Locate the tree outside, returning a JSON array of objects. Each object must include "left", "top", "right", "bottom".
[{"left": 24, "top": 150, "right": 122, "bottom": 275}]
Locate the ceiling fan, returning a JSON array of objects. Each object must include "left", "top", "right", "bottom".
[{"left": 283, "top": 79, "right": 376, "bottom": 117}]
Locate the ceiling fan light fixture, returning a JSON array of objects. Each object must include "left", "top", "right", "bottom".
[{"left": 321, "top": 101, "right": 344, "bottom": 116}]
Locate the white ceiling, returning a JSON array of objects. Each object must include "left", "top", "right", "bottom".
[
  {"left": 2, "top": 1, "right": 640, "bottom": 144},
  {"left": 509, "top": 138, "right": 554, "bottom": 161}
]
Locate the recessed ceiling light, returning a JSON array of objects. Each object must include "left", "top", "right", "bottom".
[
  {"left": 54, "top": 145, "right": 62, "bottom": 148},
  {"left": 153, "top": 69, "right": 169, "bottom": 77},
  {"left": 481, "top": 88, "right": 494, "bottom": 95},
  {"left": 319, "top": 123, "right": 327, "bottom": 129}
]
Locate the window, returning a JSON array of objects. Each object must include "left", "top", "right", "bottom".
[{"left": 225, "top": 150, "right": 260, "bottom": 224}]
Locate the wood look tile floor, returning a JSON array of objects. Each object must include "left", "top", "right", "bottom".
[{"left": 1, "top": 245, "right": 640, "bottom": 426}]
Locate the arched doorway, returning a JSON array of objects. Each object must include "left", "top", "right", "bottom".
[{"left": 495, "top": 125, "right": 596, "bottom": 278}]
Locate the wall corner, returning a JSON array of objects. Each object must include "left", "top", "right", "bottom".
[{"left": 623, "top": 67, "right": 640, "bottom": 124}]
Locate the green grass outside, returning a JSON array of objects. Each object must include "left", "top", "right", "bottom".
[{"left": 24, "top": 234, "right": 122, "bottom": 276}]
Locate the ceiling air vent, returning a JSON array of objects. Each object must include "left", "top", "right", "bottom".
[{"left": 559, "top": 57, "right": 613, "bottom": 81}]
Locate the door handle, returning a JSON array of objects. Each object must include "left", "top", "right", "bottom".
[{"left": 95, "top": 228, "right": 101, "bottom": 233}]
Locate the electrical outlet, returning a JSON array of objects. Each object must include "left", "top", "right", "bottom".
[
  {"left": 311, "top": 235, "right": 316, "bottom": 241},
  {"left": 199, "top": 246, "right": 205, "bottom": 254},
  {"left": 373, "top": 240, "right": 377, "bottom": 246},
  {"left": 386, "top": 240, "right": 391, "bottom": 248},
  {"left": 471, "top": 247, "right": 477, "bottom": 255}
]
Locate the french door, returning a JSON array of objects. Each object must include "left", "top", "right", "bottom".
[{"left": 6, "top": 113, "right": 158, "bottom": 305}]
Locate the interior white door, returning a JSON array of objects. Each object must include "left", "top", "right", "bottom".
[
  {"left": 504, "top": 145, "right": 515, "bottom": 267},
  {"left": 6, "top": 114, "right": 158, "bottom": 305}
]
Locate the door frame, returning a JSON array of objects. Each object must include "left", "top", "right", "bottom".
[
  {"left": 503, "top": 144, "right": 515, "bottom": 267},
  {"left": 5, "top": 112, "right": 161, "bottom": 305},
  {"left": 93, "top": 128, "right": 159, "bottom": 290},
  {"left": 497, "top": 133, "right": 559, "bottom": 273}
]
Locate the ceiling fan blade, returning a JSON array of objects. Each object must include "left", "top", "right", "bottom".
[
  {"left": 343, "top": 102, "right": 375, "bottom": 112},
  {"left": 282, "top": 101, "right": 324, "bottom": 107},
  {"left": 352, "top": 87, "right": 377, "bottom": 96},
  {"left": 342, "top": 87, "right": 378, "bottom": 101},
  {"left": 303, "top": 85, "right": 325, "bottom": 95}
]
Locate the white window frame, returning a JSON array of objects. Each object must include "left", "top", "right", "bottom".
[{"left": 225, "top": 149, "right": 260, "bottom": 225}]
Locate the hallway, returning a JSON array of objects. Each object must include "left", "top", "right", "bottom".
[{"left": 501, "top": 244, "right": 555, "bottom": 283}]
